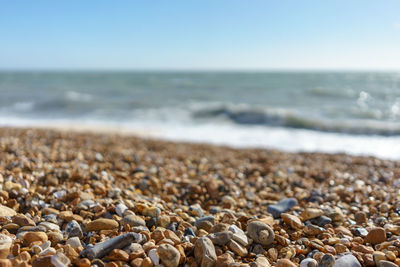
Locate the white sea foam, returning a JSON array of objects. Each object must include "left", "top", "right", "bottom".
[{"left": 0, "top": 117, "right": 399, "bottom": 160}]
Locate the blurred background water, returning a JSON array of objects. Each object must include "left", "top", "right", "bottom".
[{"left": 1, "top": 71, "right": 400, "bottom": 159}]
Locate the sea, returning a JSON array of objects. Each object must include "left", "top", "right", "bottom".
[{"left": 1, "top": 71, "right": 400, "bottom": 159}]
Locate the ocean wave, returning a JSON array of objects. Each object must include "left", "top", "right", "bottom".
[
  {"left": 65, "top": 91, "right": 93, "bottom": 102},
  {"left": 191, "top": 104, "right": 400, "bottom": 136}
]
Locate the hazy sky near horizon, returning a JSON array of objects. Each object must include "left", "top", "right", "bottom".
[{"left": 1, "top": 1, "right": 400, "bottom": 70}]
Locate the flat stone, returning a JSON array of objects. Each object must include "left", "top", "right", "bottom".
[
  {"left": 332, "top": 254, "right": 361, "bottom": 267},
  {"left": 39, "top": 222, "right": 60, "bottom": 232},
  {"left": 208, "top": 231, "right": 233, "bottom": 246},
  {"left": 352, "top": 244, "right": 374, "bottom": 254},
  {"left": 228, "top": 240, "right": 247, "bottom": 257},
  {"left": 311, "top": 216, "right": 332, "bottom": 227},
  {"left": 12, "top": 214, "right": 35, "bottom": 226},
  {"left": 85, "top": 218, "right": 118, "bottom": 232},
  {"left": 282, "top": 213, "right": 304, "bottom": 229},
  {"left": 365, "top": 227, "right": 386, "bottom": 245},
  {"left": 194, "top": 237, "right": 217, "bottom": 267},
  {"left": 66, "top": 237, "right": 81, "bottom": 248},
  {"left": 121, "top": 215, "right": 146, "bottom": 227},
  {"left": 301, "top": 208, "right": 323, "bottom": 221},
  {"left": 267, "top": 198, "right": 298, "bottom": 218},
  {"left": 157, "top": 244, "right": 180, "bottom": 267},
  {"left": 0, "top": 205, "right": 16, "bottom": 217}
]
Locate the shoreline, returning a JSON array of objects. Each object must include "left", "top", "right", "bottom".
[
  {"left": 0, "top": 127, "right": 399, "bottom": 266},
  {"left": 1, "top": 121, "right": 399, "bottom": 161}
]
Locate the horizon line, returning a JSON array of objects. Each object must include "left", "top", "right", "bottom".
[{"left": 0, "top": 68, "right": 399, "bottom": 73}]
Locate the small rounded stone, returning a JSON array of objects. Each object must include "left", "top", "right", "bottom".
[
  {"left": 247, "top": 221, "right": 275, "bottom": 246},
  {"left": 157, "top": 244, "right": 180, "bottom": 267}
]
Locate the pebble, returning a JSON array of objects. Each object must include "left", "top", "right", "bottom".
[
  {"left": 12, "top": 214, "right": 35, "bottom": 226},
  {"left": 311, "top": 216, "right": 332, "bottom": 227},
  {"left": 281, "top": 213, "right": 304, "bottom": 229},
  {"left": 121, "top": 214, "right": 146, "bottom": 227},
  {"left": 254, "top": 256, "right": 271, "bottom": 267},
  {"left": 365, "top": 227, "right": 386, "bottom": 244},
  {"left": 66, "top": 237, "right": 82, "bottom": 248},
  {"left": 354, "top": 212, "right": 367, "bottom": 224},
  {"left": 85, "top": 218, "right": 119, "bottom": 232},
  {"left": 332, "top": 254, "right": 361, "bottom": 267},
  {"left": 0, "top": 205, "right": 16, "bottom": 217},
  {"left": 107, "top": 249, "right": 130, "bottom": 262},
  {"left": 247, "top": 221, "right": 275, "bottom": 246},
  {"left": 194, "top": 237, "right": 217, "bottom": 267},
  {"left": 3, "top": 128, "right": 400, "bottom": 267},
  {"left": 65, "top": 220, "right": 83, "bottom": 238},
  {"left": 81, "top": 232, "right": 138, "bottom": 260},
  {"left": 300, "top": 258, "right": 318, "bottom": 267},
  {"left": 301, "top": 208, "right": 323, "bottom": 221},
  {"left": 22, "top": 232, "right": 48, "bottom": 246},
  {"left": 216, "top": 253, "right": 235, "bottom": 267},
  {"left": 0, "top": 234, "right": 12, "bottom": 259},
  {"left": 318, "top": 253, "right": 335, "bottom": 267},
  {"left": 228, "top": 239, "right": 247, "bottom": 257},
  {"left": 157, "top": 244, "right": 180, "bottom": 267},
  {"left": 267, "top": 198, "right": 298, "bottom": 218},
  {"left": 373, "top": 251, "right": 386, "bottom": 266},
  {"left": 208, "top": 231, "right": 233, "bottom": 246},
  {"left": 115, "top": 203, "right": 128, "bottom": 217},
  {"left": 276, "top": 258, "right": 297, "bottom": 267},
  {"left": 148, "top": 248, "right": 159, "bottom": 265},
  {"left": 39, "top": 222, "right": 60, "bottom": 232},
  {"left": 50, "top": 252, "right": 71, "bottom": 267},
  {"left": 378, "top": 260, "right": 398, "bottom": 267},
  {"left": 195, "top": 216, "right": 216, "bottom": 231}
]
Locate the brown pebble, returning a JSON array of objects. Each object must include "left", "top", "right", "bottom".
[
  {"left": 354, "top": 212, "right": 367, "bottom": 224},
  {"left": 0, "top": 259, "right": 11, "bottom": 267},
  {"left": 141, "top": 257, "right": 153, "bottom": 267},
  {"left": 85, "top": 218, "right": 119, "bottom": 232},
  {"left": 12, "top": 214, "right": 35, "bottom": 227},
  {"left": 157, "top": 244, "right": 181, "bottom": 267},
  {"left": 107, "top": 249, "right": 129, "bottom": 262},
  {"left": 32, "top": 256, "right": 52, "bottom": 267},
  {"left": 281, "top": 213, "right": 304, "bottom": 229},
  {"left": 276, "top": 258, "right": 296, "bottom": 267},
  {"left": 366, "top": 227, "right": 386, "bottom": 245},
  {"left": 215, "top": 253, "right": 234, "bottom": 267},
  {"left": 22, "top": 232, "right": 48, "bottom": 246},
  {"left": 131, "top": 258, "right": 144, "bottom": 267},
  {"left": 75, "top": 258, "right": 91, "bottom": 267}
]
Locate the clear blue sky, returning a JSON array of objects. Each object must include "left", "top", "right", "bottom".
[{"left": 1, "top": 1, "right": 400, "bottom": 70}]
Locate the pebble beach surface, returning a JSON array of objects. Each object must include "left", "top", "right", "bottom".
[{"left": 0, "top": 127, "right": 399, "bottom": 267}]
